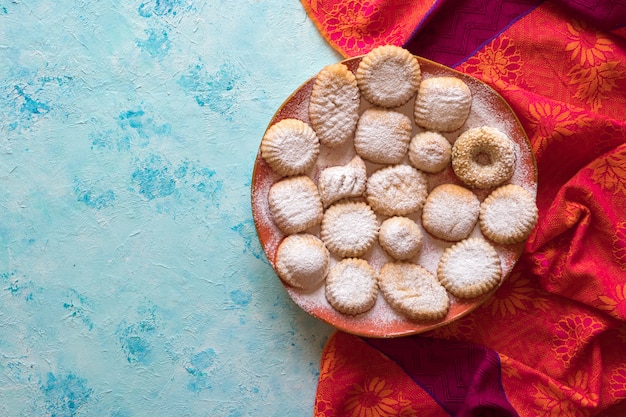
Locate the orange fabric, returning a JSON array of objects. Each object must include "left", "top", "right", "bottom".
[{"left": 305, "top": 0, "right": 626, "bottom": 415}]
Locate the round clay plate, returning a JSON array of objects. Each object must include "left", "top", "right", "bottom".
[{"left": 251, "top": 55, "right": 537, "bottom": 338}]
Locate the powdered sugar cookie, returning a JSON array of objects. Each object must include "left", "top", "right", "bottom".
[
  {"left": 414, "top": 77, "right": 472, "bottom": 132},
  {"left": 317, "top": 155, "right": 367, "bottom": 208},
  {"left": 325, "top": 258, "right": 378, "bottom": 315},
  {"left": 309, "top": 63, "right": 360, "bottom": 148},
  {"left": 276, "top": 234, "right": 329, "bottom": 290},
  {"left": 437, "top": 238, "right": 502, "bottom": 298},
  {"left": 378, "top": 262, "right": 450, "bottom": 321},
  {"left": 356, "top": 45, "right": 421, "bottom": 108},
  {"left": 320, "top": 201, "right": 379, "bottom": 258},
  {"left": 479, "top": 184, "right": 538, "bottom": 244},
  {"left": 379, "top": 216, "right": 423, "bottom": 260},
  {"left": 421, "top": 184, "right": 480, "bottom": 241},
  {"left": 451, "top": 126, "right": 516, "bottom": 189},
  {"left": 268, "top": 176, "right": 323, "bottom": 235},
  {"left": 261, "top": 118, "right": 319, "bottom": 176},
  {"left": 354, "top": 108, "right": 412, "bottom": 165},
  {"left": 366, "top": 165, "right": 428, "bottom": 216},
  {"left": 408, "top": 131, "right": 452, "bottom": 173}
]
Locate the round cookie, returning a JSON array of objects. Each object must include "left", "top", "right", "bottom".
[
  {"left": 451, "top": 126, "right": 516, "bottom": 189},
  {"left": 408, "top": 131, "right": 452, "bottom": 173},
  {"left": 479, "top": 184, "right": 538, "bottom": 244},
  {"left": 354, "top": 108, "right": 412, "bottom": 165},
  {"left": 366, "top": 165, "right": 428, "bottom": 216},
  {"left": 437, "top": 238, "right": 502, "bottom": 298},
  {"left": 261, "top": 118, "right": 319, "bottom": 176},
  {"left": 275, "top": 233, "right": 329, "bottom": 290},
  {"left": 325, "top": 258, "right": 378, "bottom": 315},
  {"left": 320, "top": 201, "right": 379, "bottom": 258},
  {"left": 378, "top": 216, "right": 423, "bottom": 260},
  {"left": 421, "top": 184, "right": 480, "bottom": 241},
  {"left": 309, "top": 63, "right": 360, "bottom": 148},
  {"left": 268, "top": 175, "right": 323, "bottom": 235},
  {"left": 378, "top": 262, "right": 450, "bottom": 321},
  {"left": 414, "top": 76, "right": 472, "bottom": 132},
  {"left": 356, "top": 45, "right": 421, "bottom": 108}
]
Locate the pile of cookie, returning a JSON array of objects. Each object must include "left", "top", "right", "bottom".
[{"left": 260, "top": 45, "right": 538, "bottom": 322}]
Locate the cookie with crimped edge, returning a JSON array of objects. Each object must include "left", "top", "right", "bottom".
[
  {"left": 378, "top": 262, "right": 450, "bottom": 321},
  {"left": 317, "top": 155, "right": 367, "bottom": 208},
  {"left": 437, "top": 238, "right": 502, "bottom": 298},
  {"left": 414, "top": 76, "right": 472, "bottom": 132},
  {"left": 379, "top": 216, "right": 423, "bottom": 260},
  {"left": 320, "top": 201, "right": 379, "bottom": 258},
  {"left": 261, "top": 118, "right": 320, "bottom": 176},
  {"left": 325, "top": 258, "right": 378, "bottom": 315},
  {"left": 356, "top": 45, "right": 422, "bottom": 108},
  {"left": 354, "top": 108, "right": 412, "bottom": 165},
  {"left": 275, "top": 233, "right": 329, "bottom": 291},
  {"left": 408, "top": 131, "right": 452, "bottom": 174},
  {"left": 309, "top": 63, "right": 360, "bottom": 148},
  {"left": 268, "top": 175, "right": 323, "bottom": 235},
  {"left": 366, "top": 164, "right": 428, "bottom": 216},
  {"left": 479, "top": 184, "right": 538, "bottom": 244},
  {"left": 422, "top": 184, "right": 480, "bottom": 242},
  {"left": 451, "top": 126, "right": 516, "bottom": 189}
]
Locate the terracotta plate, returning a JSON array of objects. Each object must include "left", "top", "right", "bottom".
[{"left": 251, "top": 55, "right": 537, "bottom": 338}]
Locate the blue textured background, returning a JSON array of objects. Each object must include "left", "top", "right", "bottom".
[{"left": 0, "top": 1, "right": 340, "bottom": 415}]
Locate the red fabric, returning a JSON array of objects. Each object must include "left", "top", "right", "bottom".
[{"left": 302, "top": 0, "right": 626, "bottom": 415}]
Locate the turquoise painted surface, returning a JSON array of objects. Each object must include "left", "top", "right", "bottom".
[{"left": 0, "top": 1, "right": 341, "bottom": 415}]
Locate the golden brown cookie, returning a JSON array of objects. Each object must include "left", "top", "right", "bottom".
[
  {"left": 325, "top": 258, "right": 378, "bottom": 315},
  {"left": 437, "top": 238, "right": 502, "bottom": 298},
  {"left": 378, "top": 261, "right": 450, "bottom": 321},
  {"left": 320, "top": 201, "right": 379, "bottom": 258},
  {"left": 366, "top": 165, "right": 428, "bottom": 216},
  {"left": 356, "top": 45, "right": 421, "bottom": 108},
  {"left": 479, "top": 184, "right": 538, "bottom": 244},
  {"left": 451, "top": 126, "right": 516, "bottom": 189},
  {"left": 275, "top": 233, "right": 330, "bottom": 290},
  {"left": 378, "top": 216, "right": 423, "bottom": 260},
  {"left": 421, "top": 184, "right": 480, "bottom": 241},
  {"left": 408, "top": 131, "right": 452, "bottom": 174},
  {"left": 309, "top": 63, "right": 360, "bottom": 148},
  {"left": 268, "top": 175, "right": 323, "bottom": 235},
  {"left": 317, "top": 155, "right": 367, "bottom": 208},
  {"left": 261, "top": 118, "right": 320, "bottom": 176},
  {"left": 354, "top": 108, "right": 412, "bottom": 165},
  {"left": 414, "top": 76, "right": 472, "bottom": 132}
]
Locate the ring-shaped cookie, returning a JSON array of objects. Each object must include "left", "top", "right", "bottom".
[{"left": 451, "top": 126, "right": 516, "bottom": 189}]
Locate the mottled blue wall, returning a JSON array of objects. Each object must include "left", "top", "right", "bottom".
[{"left": 0, "top": 1, "right": 340, "bottom": 415}]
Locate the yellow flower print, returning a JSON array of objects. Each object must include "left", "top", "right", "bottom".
[
  {"left": 533, "top": 380, "right": 590, "bottom": 417},
  {"left": 609, "top": 366, "right": 626, "bottom": 399},
  {"left": 589, "top": 146, "right": 626, "bottom": 196},
  {"left": 482, "top": 270, "right": 535, "bottom": 318},
  {"left": 565, "top": 20, "right": 615, "bottom": 66},
  {"left": 597, "top": 283, "right": 626, "bottom": 319},
  {"left": 461, "top": 36, "right": 522, "bottom": 89},
  {"left": 525, "top": 101, "right": 585, "bottom": 156},
  {"left": 552, "top": 315, "right": 605, "bottom": 367},
  {"left": 563, "top": 370, "right": 599, "bottom": 408},
  {"left": 345, "top": 377, "right": 398, "bottom": 417},
  {"left": 568, "top": 61, "right": 624, "bottom": 111}
]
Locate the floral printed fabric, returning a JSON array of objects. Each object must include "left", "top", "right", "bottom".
[{"left": 302, "top": 0, "right": 626, "bottom": 415}]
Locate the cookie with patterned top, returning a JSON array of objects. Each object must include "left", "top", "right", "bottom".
[
  {"left": 378, "top": 261, "right": 450, "bottom": 321},
  {"left": 366, "top": 164, "right": 428, "bottom": 216},
  {"left": 414, "top": 76, "right": 472, "bottom": 132},
  {"left": 268, "top": 175, "right": 323, "bottom": 235},
  {"left": 317, "top": 155, "right": 367, "bottom": 208},
  {"left": 422, "top": 183, "right": 480, "bottom": 241},
  {"left": 325, "top": 258, "right": 378, "bottom": 315},
  {"left": 437, "top": 238, "right": 502, "bottom": 298},
  {"left": 356, "top": 45, "right": 422, "bottom": 108},
  {"left": 261, "top": 118, "right": 319, "bottom": 176},
  {"left": 479, "top": 184, "right": 538, "bottom": 244},
  {"left": 309, "top": 62, "right": 360, "bottom": 148},
  {"left": 320, "top": 201, "right": 379, "bottom": 258},
  {"left": 354, "top": 108, "right": 413, "bottom": 165}
]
